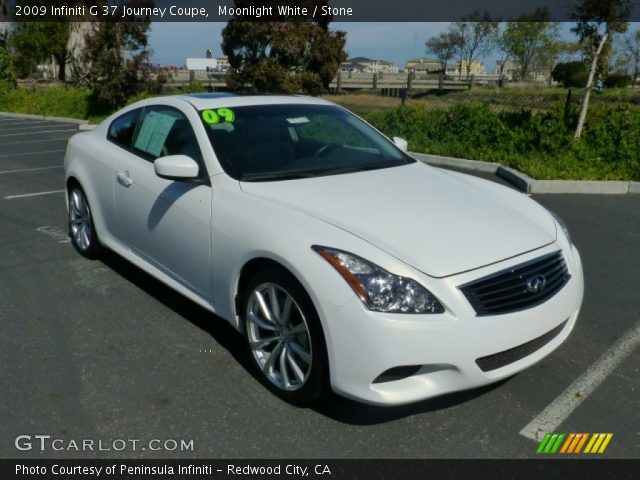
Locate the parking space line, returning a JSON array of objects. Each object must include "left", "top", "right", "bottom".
[
  {"left": 0, "top": 129, "right": 77, "bottom": 138},
  {"left": 0, "top": 138, "right": 71, "bottom": 146},
  {"left": 0, "top": 165, "right": 62, "bottom": 175},
  {"left": 520, "top": 319, "right": 640, "bottom": 441},
  {"left": 0, "top": 120, "right": 55, "bottom": 127},
  {"left": 0, "top": 149, "right": 65, "bottom": 158},
  {"left": 4, "top": 189, "right": 65, "bottom": 199},
  {"left": 0, "top": 124, "right": 76, "bottom": 132}
]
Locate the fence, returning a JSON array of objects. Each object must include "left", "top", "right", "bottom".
[{"left": 160, "top": 69, "right": 504, "bottom": 94}]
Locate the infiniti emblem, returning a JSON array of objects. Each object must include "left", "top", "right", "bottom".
[{"left": 526, "top": 275, "right": 547, "bottom": 293}]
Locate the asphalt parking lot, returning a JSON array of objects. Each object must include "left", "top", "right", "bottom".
[{"left": 0, "top": 114, "right": 638, "bottom": 459}]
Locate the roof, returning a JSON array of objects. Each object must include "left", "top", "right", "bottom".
[
  {"left": 406, "top": 57, "right": 440, "bottom": 64},
  {"left": 177, "top": 94, "right": 333, "bottom": 110}
]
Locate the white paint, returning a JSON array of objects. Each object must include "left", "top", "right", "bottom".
[
  {"left": 36, "top": 226, "right": 71, "bottom": 244},
  {"left": 0, "top": 165, "right": 62, "bottom": 175},
  {"left": 62, "top": 95, "right": 585, "bottom": 405},
  {"left": 0, "top": 149, "right": 65, "bottom": 158},
  {"left": 0, "top": 124, "right": 76, "bottom": 132},
  {"left": 0, "top": 129, "right": 77, "bottom": 138},
  {"left": 520, "top": 319, "right": 640, "bottom": 441},
  {"left": 0, "top": 138, "right": 71, "bottom": 146},
  {"left": 4, "top": 189, "right": 65, "bottom": 199}
]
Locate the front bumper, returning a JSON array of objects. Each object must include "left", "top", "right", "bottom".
[{"left": 317, "top": 243, "right": 584, "bottom": 406}]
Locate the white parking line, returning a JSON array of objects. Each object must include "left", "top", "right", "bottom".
[
  {"left": 0, "top": 165, "right": 62, "bottom": 175},
  {"left": 0, "top": 129, "right": 77, "bottom": 138},
  {"left": 0, "top": 149, "right": 65, "bottom": 158},
  {"left": 0, "top": 138, "right": 71, "bottom": 146},
  {"left": 0, "top": 124, "right": 76, "bottom": 132},
  {"left": 4, "top": 189, "right": 65, "bottom": 199},
  {"left": 520, "top": 319, "right": 640, "bottom": 441},
  {"left": 0, "top": 120, "right": 53, "bottom": 127}
]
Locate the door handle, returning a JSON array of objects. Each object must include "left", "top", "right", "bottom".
[{"left": 116, "top": 171, "right": 133, "bottom": 187}]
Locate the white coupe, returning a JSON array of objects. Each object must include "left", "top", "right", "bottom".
[{"left": 64, "top": 94, "right": 584, "bottom": 406}]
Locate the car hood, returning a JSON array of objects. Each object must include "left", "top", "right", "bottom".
[{"left": 240, "top": 162, "right": 556, "bottom": 277}]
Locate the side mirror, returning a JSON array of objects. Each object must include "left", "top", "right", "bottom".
[
  {"left": 154, "top": 155, "right": 199, "bottom": 180},
  {"left": 393, "top": 136, "right": 408, "bottom": 153}
]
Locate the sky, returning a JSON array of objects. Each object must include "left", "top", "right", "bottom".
[{"left": 147, "top": 22, "right": 601, "bottom": 72}]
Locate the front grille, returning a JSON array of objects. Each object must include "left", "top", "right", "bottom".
[
  {"left": 476, "top": 320, "right": 568, "bottom": 372},
  {"left": 460, "top": 251, "right": 570, "bottom": 316}
]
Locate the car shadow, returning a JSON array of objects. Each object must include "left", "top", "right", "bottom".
[
  {"left": 311, "top": 378, "right": 511, "bottom": 426},
  {"left": 99, "top": 250, "right": 513, "bottom": 426}
]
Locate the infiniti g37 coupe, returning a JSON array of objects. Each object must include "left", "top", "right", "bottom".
[{"left": 64, "top": 94, "right": 584, "bottom": 406}]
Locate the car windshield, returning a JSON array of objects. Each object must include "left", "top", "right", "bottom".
[{"left": 199, "top": 104, "right": 414, "bottom": 181}]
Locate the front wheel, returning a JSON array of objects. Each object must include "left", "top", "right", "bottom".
[
  {"left": 241, "top": 268, "right": 328, "bottom": 405},
  {"left": 68, "top": 185, "right": 101, "bottom": 259}
]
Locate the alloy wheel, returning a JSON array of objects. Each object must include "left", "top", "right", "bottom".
[
  {"left": 69, "top": 188, "right": 92, "bottom": 251},
  {"left": 245, "top": 282, "right": 313, "bottom": 391}
]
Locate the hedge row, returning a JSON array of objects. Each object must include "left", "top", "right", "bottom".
[{"left": 366, "top": 102, "right": 640, "bottom": 180}]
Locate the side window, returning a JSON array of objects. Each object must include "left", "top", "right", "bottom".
[
  {"left": 132, "top": 106, "right": 203, "bottom": 164},
  {"left": 107, "top": 109, "right": 141, "bottom": 148}
]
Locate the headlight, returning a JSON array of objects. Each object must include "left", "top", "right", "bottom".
[
  {"left": 550, "top": 211, "right": 572, "bottom": 245},
  {"left": 312, "top": 246, "right": 444, "bottom": 314}
]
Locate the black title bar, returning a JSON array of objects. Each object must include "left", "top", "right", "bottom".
[{"left": 4, "top": 0, "right": 640, "bottom": 22}]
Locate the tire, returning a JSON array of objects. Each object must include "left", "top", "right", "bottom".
[
  {"left": 241, "top": 267, "right": 329, "bottom": 406},
  {"left": 68, "top": 185, "right": 102, "bottom": 259}
]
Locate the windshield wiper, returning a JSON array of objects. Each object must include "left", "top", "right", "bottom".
[
  {"left": 240, "top": 171, "right": 321, "bottom": 181},
  {"left": 312, "top": 161, "right": 404, "bottom": 176},
  {"left": 240, "top": 161, "right": 405, "bottom": 182}
]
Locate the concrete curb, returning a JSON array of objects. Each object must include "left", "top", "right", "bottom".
[
  {"left": 410, "top": 152, "right": 639, "bottom": 195},
  {"left": 0, "top": 111, "right": 88, "bottom": 125}
]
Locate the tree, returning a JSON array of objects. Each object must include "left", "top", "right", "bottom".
[
  {"left": 450, "top": 11, "right": 498, "bottom": 78},
  {"left": 620, "top": 28, "right": 640, "bottom": 85},
  {"left": 552, "top": 61, "right": 588, "bottom": 87},
  {"left": 82, "top": 1, "right": 153, "bottom": 112},
  {"left": 571, "top": 0, "right": 629, "bottom": 138},
  {"left": 499, "top": 9, "right": 559, "bottom": 81},
  {"left": 425, "top": 32, "right": 460, "bottom": 73},
  {"left": 537, "top": 40, "right": 582, "bottom": 85},
  {"left": 0, "top": 0, "right": 9, "bottom": 45},
  {"left": 9, "top": 21, "right": 70, "bottom": 80},
  {"left": 0, "top": 43, "right": 15, "bottom": 85},
  {"left": 222, "top": 1, "right": 346, "bottom": 95}
]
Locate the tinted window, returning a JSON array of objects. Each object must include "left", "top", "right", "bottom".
[
  {"left": 107, "top": 109, "right": 141, "bottom": 148},
  {"left": 132, "top": 106, "right": 203, "bottom": 163},
  {"left": 200, "top": 104, "right": 413, "bottom": 181}
]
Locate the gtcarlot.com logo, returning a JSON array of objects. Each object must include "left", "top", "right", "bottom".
[
  {"left": 15, "top": 435, "right": 194, "bottom": 452},
  {"left": 537, "top": 433, "right": 613, "bottom": 454}
]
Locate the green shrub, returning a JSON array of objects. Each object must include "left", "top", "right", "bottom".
[
  {"left": 0, "top": 46, "right": 16, "bottom": 86},
  {"left": 604, "top": 72, "right": 632, "bottom": 88},
  {"left": 366, "top": 102, "right": 639, "bottom": 180},
  {"left": 0, "top": 84, "right": 91, "bottom": 119},
  {"left": 552, "top": 61, "right": 587, "bottom": 88}
]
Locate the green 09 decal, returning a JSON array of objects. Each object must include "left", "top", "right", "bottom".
[{"left": 202, "top": 108, "right": 235, "bottom": 124}]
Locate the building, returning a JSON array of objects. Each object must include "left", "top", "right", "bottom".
[
  {"left": 186, "top": 57, "right": 229, "bottom": 72},
  {"left": 404, "top": 57, "right": 462, "bottom": 76},
  {"left": 495, "top": 60, "right": 548, "bottom": 82},
  {"left": 340, "top": 57, "right": 398, "bottom": 74},
  {"left": 457, "top": 60, "right": 485, "bottom": 76}
]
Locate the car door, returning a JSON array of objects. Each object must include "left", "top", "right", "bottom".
[{"left": 113, "top": 105, "right": 213, "bottom": 300}]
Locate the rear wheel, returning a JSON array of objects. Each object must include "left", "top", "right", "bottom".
[
  {"left": 68, "top": 185, "right": 101, "bottom": 259},
  {"left": 241, "top": 267, "right": 328, "bottom": 405}
]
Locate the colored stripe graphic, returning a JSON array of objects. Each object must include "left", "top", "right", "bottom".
[
  {"left": 585, "top": 433, "right": 613, "bottom": 454},
  {"left": 537, "top": 433, "right": 613, "bottom": 454}
]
